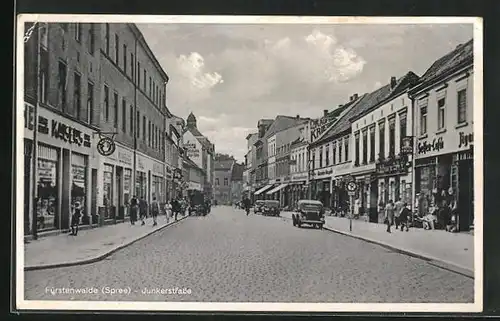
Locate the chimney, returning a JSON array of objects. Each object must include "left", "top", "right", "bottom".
[
  {"left": 349, "top": 95, "right": 353, "bottom": 101},
  {"left": 323, "top": 109, "right": 328, "bottom": 117},
  {"left": 296, "top": 114, "right": 300, "bottom": 119},
  {"left": 353, "top": 93, "right": 358, "bottom": 100},
  {"left": 338, "top": 104, "right": 343, "bottom": 108},
  {"left": 390, "top": 77, "right": 397, "bottom": 89}
]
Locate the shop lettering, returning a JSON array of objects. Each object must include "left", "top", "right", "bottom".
[
  {"left": 51, "top": 120, "right": 91, "bottom": 147},
  {"left": 376, "top": 161, "right": 407, "bottom": 176},
  {"left": 316, "top": 169, "right": 333, "bottom": 176},
  {"left": 24, "top": 104, "right": 49, "bottom": 134},
  {"left": 292, "top": 175, "right": 307, "bottom": 181},
  {"left": 458, "top": 132, "right": 473, "bottom": 148},
  {"left": 310, "top": 116, "right": 336, "bottom": 142},
  {"left": 417, "top": 137, "right": 444, "bottom": 155},
  {"left": 117, "top": 152, "right": 132, "bottom": 165}
]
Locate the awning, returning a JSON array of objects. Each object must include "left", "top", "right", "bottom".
[
  {"left": 266, "top": 183, "right": 289, "bottom": 195},
  {"left": 254, "top": 184, "right": 273, "bottom": 195}
]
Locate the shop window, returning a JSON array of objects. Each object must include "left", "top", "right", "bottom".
[
  {"left": 71, "top": 153, "right": 87, "bottom": 222},
  {"left": 58, "top": 61, "right": 67, "bottom": 111},
  {"left": 354, "top": 132, "right": 360, "bottom": 165},
  {"left": 74, "top": 72, "right": 81, "bottom": 120},
  {"left": 420, "top": 105, "right": 428, "bottom": 135},
  {"left": 103, "top": 164, "right": 113, "bottom": 219},
  {"left": 457, "top": 89, "right": 467, "bottom": 124},
  {"left": 123, "top": 169, "right": 131, "bottom": 212},
  {"left": 36, "top": 146, "right": 59, "bottom": 231},
  {"left": 437, "top": 97, "right": 446, "bottom": 130},
  {"left": 104, "top": 85, "right": 109, "bottom": 121},
  {"left": 135, "top": 171, "right": 147, "bottom": 199}
]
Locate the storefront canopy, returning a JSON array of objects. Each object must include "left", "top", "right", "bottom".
[
  {"left": 266, "top": 183, "right": 288, "bottom": 195},
  {"left": 254, "top": 184, "right": 274, "bottom": 196}
]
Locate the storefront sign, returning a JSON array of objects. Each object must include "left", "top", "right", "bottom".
[
  {"left": 401, "top": 136, "right": 413, "bottom": 155},
  {"left": 291, "top": 174, "right": 308, "bottom": 182},
  {"left": 315, "top": 168, "right": 333, "bottom": 177},
  {"left": 417, "top": 137, "right": 444, "bottom": 155},
  {"left": 375, "top": 158, "right": 408, "bottom": 176},
  {"left": 310, "top": 115, "right": 336, "bottom": 142},
  {"left": 118, "top": 151, "right": 132, "bottom": 166},
  {"left": 24, "top": 103, "right": 92, "bottom": 148},
  {"left": 458, "top": 132, "right": 473, "bottom": 148}
]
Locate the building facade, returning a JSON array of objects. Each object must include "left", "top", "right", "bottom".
[
  {"left": 253, "top": 119, "right": 274, "bottom": 198},
  {"left": 214, "top": 154, "right": 236, "bottom": 204},
  {"left": 410, "top": 39, "right": 474, "bottom": 231},
  {"left": 230, "top": 163, "right": 245, "bottom": 204},
  {"left": 243, "top": 132, "right": 258, "bottom": 200},
  {"left": 23, "top": 22, "right": 171, "bottom": 237}
]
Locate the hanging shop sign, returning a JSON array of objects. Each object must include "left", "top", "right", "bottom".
[
  {"left": 24, "top": 103, "right": 92, "bottom": 148},
  {"left": 400, "top": 136, "right": 414, "bottom": 155},
  {"left": 417, "top": 137, "right": 444, "bottom": 155},
  {"left": 96, "top": 136, "right": 116, "bottom": 156},
  {"left": 375, "top": 156, "right": 408, "bottom": 176}
]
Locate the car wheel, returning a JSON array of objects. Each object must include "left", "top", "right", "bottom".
[
  {"left": 319, "top": 224, "right": 323, "bottom": 230},
  {"left": 292, "top": 215, "right": 296, "bottom": 226},
  {"left": 297, "top": 220, "right": 302, "bottom": 228}
]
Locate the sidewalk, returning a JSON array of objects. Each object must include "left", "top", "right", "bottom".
[
  {"left": 24, "top": 215, "right": 188, "bottom": 271},
  {"left": 280, "top": 212, "right": 474, "bottom": 277}
]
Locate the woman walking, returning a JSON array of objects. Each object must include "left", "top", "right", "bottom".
[
  {"left": 130, "top": 195, "right": 138, "bottom": 225},
  {"left": 70, "top": 202, "right": 82, "bottom": 236},
  {"left": 385, "top": 200, "right": 395, "bottom": 233}
]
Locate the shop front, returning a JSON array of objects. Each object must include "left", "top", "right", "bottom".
[
  {"left": 290, "top": 173, "right": 308, "bottom": 205},
  {"left": 23, "top": 103, "right": 94, "bottom": 235},
  {"left": 137, "top": 153, "right": 166, "bottom": 206},
  {"left": 99, "top": 144, "right": 134, "bottom": 221},
  {"left": 351, "top": 164, "right": 377, "bottom": 222},
  {"left": 310, "top": 167, "right": 334, "bottom": 208},
  {"left": 331, "top": 162, "right": 354, "bottom": 215},
  {"left": 415, "top": 130, "right": 474, "bottom": 231},
  {"left": 165, "top": 165, "right": 174, "bottom": 202}
]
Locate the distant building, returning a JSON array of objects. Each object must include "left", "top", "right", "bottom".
[
  {"left": 214, "top": 154, "right": 236, "bottom": 205},
  {"left": 230, "top": 163, "right": 245, "bottom": 203}
]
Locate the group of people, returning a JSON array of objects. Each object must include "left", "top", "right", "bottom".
[
  {"left": 129, "top": 196, "right": 185, "bottom": 226},
  {"left": 383, "top": 199, "right": 411, "bottom": 233}
]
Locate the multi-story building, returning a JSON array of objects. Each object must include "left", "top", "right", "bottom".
[
  {"left": 243, "top": 132, "right": 258, "bottom": 201},
  {"left": 350, "top": 72, "right": 419, "bottom": 222},
  {"left": 230, "top": 163, "right": 245, "bottom": 204},
  {"left": 183, "top": 156, "right": 205, "bottom": 193},
  {"left": 182, "top": 112, "right": 215, "bottom": 199},
  {"left": 266, "top": 117, "right": 309, "bottom": 208},
  {"left": 23, "top": 22, "right": 171, "bottom": 237},
  {"left": 214, "top": 154, "right": 236, "bottom": 204},
  {"left": 170, "top": 115, "right": 185, "bottom": 198},
  {"left": 306, "top": 94, "right": 363, "bottom": 208},
  {"left": 165, "top": 114, "right": 182, "bottom": 201},
  {"left": 253, "top": 119, "right": 274, "bottom": 197},
  {"left": 409, "top": 39, "right": 474, "bottom": 231},
  {"left": 289, "top": 122, "right": 311, "bottom": 205}
]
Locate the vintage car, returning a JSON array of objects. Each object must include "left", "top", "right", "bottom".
[
  {"left": 188, "top": 190, "right": 208, "bottom": 216},
  {"left": 262, "top": 200, "right": 280, "bottom": 216},
  {"left": 292, "top": 200, "right": 325, "bottom": 229},
  {"left": 254, "top": 200, "right": 265, "bottom": 213}
]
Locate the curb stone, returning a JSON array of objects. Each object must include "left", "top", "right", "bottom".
[
  {"left": 280, "top": 214, "right": 474, "bottom": 279},
  {"left": 24, "top": 216, "right": 188, "bottom": 271}
]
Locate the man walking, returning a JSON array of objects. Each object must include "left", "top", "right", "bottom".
[
  {"left": 150, "top": 197, "right": 160, "bottom": 226},
  {"left": 385, "top": 200, "right": 395, "bottom": 233},
  {"left": 394, "top": 198, "right": 404, "bottom": 230},
  {"left": 130, "top": 195, "right": 138, "bottom": 225},
  {"left": 139, "top": 196, "right": 148, "bottom": 226},
  {"left": 399, "top": 202, "right": 410, "bottom": 232}
]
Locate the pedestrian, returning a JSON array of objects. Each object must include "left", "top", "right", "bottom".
[
  {"left": 130, "top": 195, "right": 138, "bottom": 225},
  {"left": 394, "top": 198, "right": 404, "bottom": 230},
  {"left": 353, "top": 198, "right": 361, "bottom": 219},
  {"left": 151, "top": 197, "right": 160, "bottom": 226},
  {"left": 399, "top": 202, "right": 410, "bottom": 232},
  {"left": 384, "top": 199, "right": 395, "bottom": 233},
  {"left": 164, "top": 201, "right": 172, "bottom": 223},
  {"left": 70, "top": 202, "right": 82, "bottom": 236},
  {"left": 171, "top": 198, "right": 180, "bottom": 221},
  {"left": 139, "top": 196, "right": 148, "bottom": 226}
]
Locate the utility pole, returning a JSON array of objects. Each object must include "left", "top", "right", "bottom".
[{"left": 30, "top": 22, "right": 41, "bottom": 240}]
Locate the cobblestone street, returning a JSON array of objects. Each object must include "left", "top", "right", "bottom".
[{"left": 24, "top": 206, "right": 474, "bottom": 303}]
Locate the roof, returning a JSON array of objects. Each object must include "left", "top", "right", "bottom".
[
  {"left": 215, "top": 159, "right": 235, "bottom": 171},
  {"left": 411, "top": 39, "right": 473, "bottom": 93},
  {"left": 291, "top": 137, "right": 308, "bottom": 148},
  {"left": 254, "top": 116, "right": 309, "bottom": 146},
  {"left": 311, "top": 72, "right": 419, "bottom": 147},
  {"left": 231, "top": 163, "right": 245, "bottom": 181},
  {"left": 246, "top": 132, "right": 258, "bottom": 141}
]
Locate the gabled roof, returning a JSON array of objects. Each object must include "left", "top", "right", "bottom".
[
  {"left": 253, "top": 116, "right": 309, "bottom": 147},
  {"left": 412, "top": 39, "right": 473, "bottom": 93},
  {"left": 231, "top": 163, "right": 245, "bottom": 181}
]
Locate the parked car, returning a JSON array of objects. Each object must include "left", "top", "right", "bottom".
[
  {"left": 292, "top": 199, "right": 325, "bottom": 229},
  {"left": 254, "top": 200, "right": 265, "bottom": 213},
  {"left": 262, "top": 200, "right": 280, "bottom": 216}
]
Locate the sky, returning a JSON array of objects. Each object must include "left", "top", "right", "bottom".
[{"left": 138, "top": 22, "right": 473, "bottom": 162}]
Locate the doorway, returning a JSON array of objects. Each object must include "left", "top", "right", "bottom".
[
  {"left": 116, "top": 167, "right": 123, "bottom": 219},
  {"left": 91, "top": 168, "right": 97, "bottom": 224},
  {"left": 458, "top": 159, "right": 474, "bottom": 231}
]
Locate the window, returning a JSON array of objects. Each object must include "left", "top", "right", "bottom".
[
  {"left": 332, "top": 142, "right": 337, "bottom": 165},
  {"left": 312, "top": 152, "right": 316, "bottom": 170},
  {"left": 87, "top": 81, "right": 94, "bottom": 124},
  {"left": 344, "top": 138, "right": 349, "bottom": 162},
  {"left": 129, "top": 106, "right": 134, "bottom": 135},
  {"left": 130, "top": 53, "right": 134, "bottom": 78},
  {"left": 437, "top": 97, "right": 446, "bottom": 130},
  {"left": 113, "top": 92, "right": 118, "bottom": 128},
  {"left": 389, "top": 119, "right": 395, "bottom": 157},
  {"left": 75, "top": 23, "right": 81, "bottom": 42},
  {"left": 148, "top": 120, "right": 152, "bottom": 146},
  {"left": 149, "top": 77, "right": 152, "bottom": 97},
  {"left": 325, "top": 143, "right": 330, "bottom": 166},
  {"left": 143, "top": 116, "right": 146, "bottom": 141},
  {"left": 137, "top": 62, "right": 141, "bottom": 86},
  {"left": 362, "top": 130, "right": 368, "bottom": 164},
  {"left": 88, "top": 24, "right": 95, "bottom": 54},
  {"left": 224, "top": 178, "right": 228, "bottom": 186},
  {"left": 123, "top": 44, "right": 127, "bottom": 74},
  {"left": 122, "top": 98, "right": 127, "bottom": 132},
  {"left": 379, "top": 121, "right": 385, "bottom": 159},
  {"left": 369, "top": 127, "right": 376, "bottom": 162},
  {"left": 355, "top": 133, "right": 360, "bottom": 165},
  {"left": 105, "top": 23, "right": 110, "bottom": 55},
  {"left": 104, "top": 85, "right": 109, "bottom": 121},
  {"left": 58, "top": 61, "right": 67, "bottom": 110},
  {"left": 319, "top": 146, "right": 323, "bottom": 168},
  {"left": 143, "top": 70, "right": 147, "bottom": 91},
  {"left": 74, "top": 72, "right": 81, "bottom": 119},
  {"left": 215, "top": 178, "right": 219, "bottom": 186},
  {"left": 115, "top": 34, "right": 119, "bottom": 64},
  {"left": 399, "top": 113, "right": 407, "bottom": 151},
  {"left": 338, "top": 140, "right": 342, "bottom": 162},
  {"left": 136, "top": 111, "right": 140, "bottom": 138},
  {"left": 40, "top": 48, "right": 49, "bottom": 104},
  {"left": 457, "top": 89, "right": 467, "bottom": 124},
  {"left": 420, "top": 105, "right": 428, "bottom": 135}
]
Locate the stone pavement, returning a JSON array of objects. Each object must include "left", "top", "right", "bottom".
[
  {"left": 24, "top": 215, "right": 187, "bottom": 270},
  {"left": 280, "top": 211, "right": 474, "bottom": 277}
]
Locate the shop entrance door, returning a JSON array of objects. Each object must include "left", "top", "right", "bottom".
[
  {"left": 458, "top": 159, "right": 474, "bottom": 231},
  {"left": 91, "top": 169, "right": 97, "bottom": 223},
  {"left": 116, "top": 167, "right": 123, "bottom": 219},
  {"left": 369, "top": 181, "right": 378, "bottom": 223}
]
